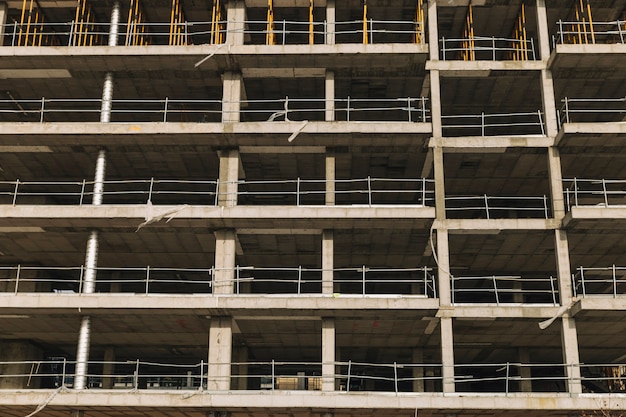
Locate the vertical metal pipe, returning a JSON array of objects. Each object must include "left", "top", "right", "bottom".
[
  {"left": 108, "top": 1, "right": 120, "bottom": 46},
  {"left": 92, "top": 149, "right": 107, "bottom": 205},
  {"left": 74, "top": 316, "right": 91, "bottom": 389},
  {"left": 83, "top": 231, "right": 99, "bottom": 294},
  {"left": 100, "top": 73, "right": 114, "bottom": 123}
]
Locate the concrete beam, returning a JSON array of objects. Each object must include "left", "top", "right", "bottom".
[
  {"left": 426, "top": 61, "right": 546, "bottom": 72},
  {"left": 430, "top": 136, "right": 554, "bottom": 149},
  {"left": 438, "top": 219, "right": 560, "bottom": 231}
]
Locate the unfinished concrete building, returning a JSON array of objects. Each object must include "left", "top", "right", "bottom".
[{"left": 0, "top": 0, "right": 625, "bottom": 416}]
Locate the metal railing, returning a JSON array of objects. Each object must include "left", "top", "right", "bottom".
[
  {"left": 558, "top": 97, "right": 626, "bottom": 125},
  {"left": 554, "top": 20, "right": 626, "bottom": 46},
  {"left": 441, "top": 111, "right": 546, "bottom": 137},
  {"left": 0, "top": 177, "right": 434, "bottom": 207},
  {"left": 451, "top": 275, "right": 559, "bottom": 305},
  {"left": 440, "top": 36, "right": 537, "bottom": 60},
  {"left": 0, "top": 97, "right": 430, "bottom": 123},
  {"left": 1, "top": 19, "right": 426, "bottom": 47},
  {"left": 1, "top": 265, "right": 436, "bottom": 297},
  {"left": 2, "top": 359, "right": 624, "bottom": 394},
  {"left": 445, "top": 195, "right": 551, "bottom": 219},
  {"left": 572, "top": 265, "right": 626, "bottom": 297},
  {"left": 563, "top": 178, "right": 626, "bottom": 210}
]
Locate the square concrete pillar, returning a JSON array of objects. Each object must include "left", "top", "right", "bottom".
[
  {"left": 214, "top": 229, "right": 236, "bottom": 295},
  {"left": 217, "top": 148, "right": 240, "bottom": 207},
  {"left": 226, "top": 0, "right": 245, "bottom": 46},
  {"left": 427, "top": 0, "right": 439, "bottom": 61},
  {"left": 440, "top": 317, "right": 455, "bottom": 393},
  {"left": 207, "top": 317, "right": 233, "bottom": 391},
  {"left": 101, "top": 347, "right": 116, "bottom": 389},
  {"left": 547, "top": 147, "right": 566, "bottom": 220},
  {"left": 321, "top": 318, "right": 335, "bottom": 391},
  {"left": 0, "top": 3, "right": 7, "bottom": 40},
  {"left": 429, "top": 70, "right": 443, "bottom": 137},
  {"left": 534, "top": 0, "right": 551, "bottom": 61},
  {"left": 435, "top": 229, "right": 451, "bottom": 306},
  {"left": 233, "top": 345, "right": 248, "bottom": 390},
  {"left": 325, "top": 0, "right": 335, "bottom": 45},
  {"left": 554, "top": 229, "right": 573, "bottom": 304},
  {"left": 518, "top": 348, "right": 532, "bottom": 392},
  {"left": 561, "top": 316, "right": 582, "bottom": 394},
  {"left": 540, "top": 70, "right": 559, "bottom": 138},
  {"left": 322, "top": 230, "right": 334, "bottom": 294},
  {"left": 325, "top": 71, "right": 335, "bottom": 122},
  {"left": 412, "top": 349, "right": 425, "bottom": 392},
  {"left": 325, "top": 148, "right": 335, "bottom": 205},
  {"left": 222, "top": 72, "right": 242, "bottom": 123},
  {"left": 433, "top": 145, "right": 446, "bottom": 218}
]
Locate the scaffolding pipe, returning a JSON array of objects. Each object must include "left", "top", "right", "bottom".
[
  {"left": 74, "top": 316, "right": 92, "bottom": 389},
  {"left": 92, "top": 149, "right": 107, "bottom": 205}
]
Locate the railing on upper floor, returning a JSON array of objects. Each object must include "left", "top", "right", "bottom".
[
  {"left": 0, "top": 265, "right": 436, "bottom": 297},
  {"left": 1, "top": 19, "right": 426, "bottom": 47},
  {"left": 0, "top": 177, "right": 435, "bottom": 207},
  {"left": 558, "top": 97, "right": 626, "bottom": 126},
  {"left": 441, "top": 111, "right": 546, "bottom": 137},
  {"left": 572, "top": 265, "right": 626, "bottom": 298},
  {"left": 440, "top": 36, "right": 537, "bottom": 61},
  {"left": 0, "top": 97, "right": 431, "bottom": 123},
  {"left": 563, "top": 178, "right": 626, "bottom": 210},
  {"left": 1, "top": 359, "right": 624, "bottom": 394},
  {"left": 451, "top": 275, "right": 559, "bottom": 305},
  {"left": 553, "top": 19, "right": 626, "bottom": 46},
  {"left": 445, "top": 195, "right": 551, "bottom": 219}
]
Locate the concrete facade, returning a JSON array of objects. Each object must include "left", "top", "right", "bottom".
[{"left": 0, "top": 0, "right": 625, "bottom": 417}]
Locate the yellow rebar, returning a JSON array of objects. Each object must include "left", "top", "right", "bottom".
[
  {"left": 25, "top": 0, "right": 35, "bottom": 46},
  {"left": 585, "top": 0, "right": 595, "bottom": 44},
  {"left": 414, "top": 0, "right": 424, "bottom": 44},
  {"left": 266, "top": 0, "right": 274, "bottom": 45},
  {"left": 309, "top": 0, "right": 314, "bottom": 45},
  {"left": 169, "top": 0, "right": 176, "bottom": 45}
]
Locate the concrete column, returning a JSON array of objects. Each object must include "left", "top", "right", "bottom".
[
  {"left": 214, "top": 229, "right": 236, "bottom": 295},
  {"left": 101, "top": 347, "right": 116, "bottom": 389},
  {"left": 233, "top": 345, "right": 248, "bottom": 390},
  {"left": 218, "top": 148, "right": 240, "bottom": 207},
  {"left": 427, "top": 0, "right": 439, "bottom": 61},
  {"left": 322, "top": 318, "right": 335, "bottom": 391},
  {"left": 207, "top": 317, "right": 233, "bottom": 391},
  {"left": 547, "top": 146, "right": 566, "bottom": 220},
  {"left": 74, "top": 316, "right": 92, "bottom": 389},
  {"left": 412, "top": 349, "right": 425, "bottom": 392},
  {"left": 325, "top": 71, "right": 335, "bottom": 121},
  {"left": 322, "top": 230, "right": 334, "bottom": 294},
  {"left": 82, "top": 231, "right": 99, "bottom": 294},
  {"left": 0, "top": 3, "right": 7, "bottom": 39},
  {"left": 430, "top": 70, "right": 443, "bottom": 137},
  {"left": 325, "top": 0, "right": 335, "bottom": 45},
  {"left": 226, "top": 0, "right": 245, "bottom": 46},
  {"left": 561, "top": 316, "right": 582, "bottom": 394},
  {"left": 535, "top": 0, "right": 551, "bottom": 61},
  {"left": 440, "top": 317, "right": 455, "bottom": 393},
  {"left": 433, "top": 145, "right": 446, "bottom": 218},
  {"left": 554, "top": 229, "right": 573, "bottom": 304},
  {"left": 518, "top": 348, "right": 532, "bottom": 392},
  {"left": 435, "top": 229, "right": 451, "bottom": 306},
  {"left": 325, "top": 149, "right": 335, "bottom": 205},
  {"left": 0, "top": 341, "right": 42, "bottom": 388},
  {"left": 222, "top": 72, "right": 243, "bottom": 123},
  {"left": 540, "top": 70, "right": 559, "bottom": 138}
]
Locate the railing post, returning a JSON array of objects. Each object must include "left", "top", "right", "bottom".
[
  {"left": 163, "top": 97, "right": 169, "bottom": 122},
  {"left": 80, "top": 179, "right": 86, "bottom": 205},
  {"left": 12, "top": 180, "right": 19, "bottom": 206},
  {"left": 271, "top": 360, "right": 275, "bottom": 391},
  {"left": 492, "top": 275, "right": 499, "bottom": 304},
  {"left": 347, "top": 96, "right": 351, "bottom": 122},
  {"left": 12, "top": 21, "right": 17, "bottom": 46},
  {"left": 543, "top": 195, "right": 549, "bottom": 219},
  {"left": 558, "top": 20, "right": 564, "bottom": 45},
  {"left": 538, "top": 110, "right": 545, "bottom": 135},
  {"left": 367, "top": 176, "right": 372, "bottom": 206},
  {"left": 407, "top": 97, "right": 412, "bottom": 122},
  {"left": 297, "top": 177, "right": 301, "bottom": 206},
  {"left": 571, "top": 271, "right": 577, "bottom": 297},
  {"left": 62, "top": 357, "right": 67, "bottom": 387},
  {"left": 481, "top": 112, "right": 485, "bottom": 136},
  {"left": 69, "top": 20, "right": 75, "bottom": 46},
  {"left": 573, "top": 177, "right": 579, "bottom": 207},
  {"left": 421, "top": 97, "right": 427, "bottom": 122},
  {"left": 282, "top": 19, "right": 286, "bottom": 45},
  {"left": 298, "top": 265, "right": 302, "bottom": 295},
  {"left": 602, "top": 178, "right": 609, "bottom": 206},
  {"left": 40, "top": 97, "right": 45, "bottom": 123},
  {"left": 422, "top": 177, "right": 426, "bottom": 206},
  {"left": 199, "top": 359, "right": 204, "bottom": 390},
  {"left": 581, "top": 266, "right": 586, "bottom": 297},
  {"left": 505, "top": 362, "right": 510, "bottom": 395},
  {"left": 362, "top": 265, "right": 366, "bottom": 295},
  {"left": 148, "top": 177, "right": 154, "bottom": 202},
  {"left": 612, "top": 264, "right": 617, "bottom": 298},
  {"left": 14, "top": 264, "right": 21, "bottom": 294},
  {"left": 347, "top": 360, "right": 352, "bottom": 392},
  {"left": 236, "top": 265, "right": 240, "bottom": 294},
  {"left": 369, "top": 18, "right": 373, "bottom": 44},
  {"left": 564, "top": 97, "right": 570, "bottom": 123},
  {"left": 394, "top": 362, "right": 398, "bottom": 393},
  {"left": 441, "top": 37, "right": 446, "bottom": 60},
  {"left": 214, "top": 179, "right": 219, "bottom": 206},
  {"left": 550, "top": 275, "right": 558, "bottom": 305},
  {"left": 79, "top": 264, "right": 84, "bottom": 293},
  {"left": 484, "top": 194, "right": 490, "bottom": 219},
  {"left": 134, "top": 359, "right": 140, "bottom": 390},
  {"left": 492, "top": 36, "right": 496, "bottom": 60},
  {"left": 145, "top": 265, "right": 150, "bottom": 294}
]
